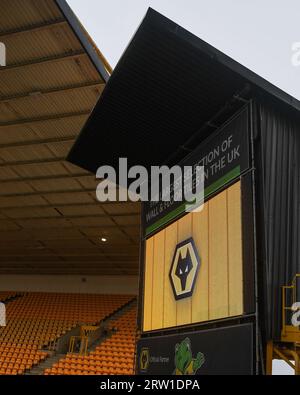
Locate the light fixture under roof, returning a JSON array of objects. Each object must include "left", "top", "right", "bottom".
[{"left": 100, "top": 237, "right": 107, "bottom": 243}]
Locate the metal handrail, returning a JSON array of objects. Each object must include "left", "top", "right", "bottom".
[
  {"left": 282, "top": 275, "right": 300, "bottom": 336},
  {"left": 69, "top": 335, "right": 89, "bottom": 355}
]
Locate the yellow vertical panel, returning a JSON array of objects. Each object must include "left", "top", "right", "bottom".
[
  {"left": 208, "top": 190, "right": 229, "bottom": 320},
  {"left": 143, "top": 237, "right": 154, "bottom": 331},
  {"left": 151, "top": 230, "right": 165, "bottom": 330},
  {"left": 163, "top": 222, "right": 178, "bottom": 328},
  {"left": 227, "top": 182, "right": 243, "bottom": 316},
  {"left": 176, "top": 214, "right": 193, "bottom": 326},
  {"left": 191, "top": 203, "right": 209, "bottom": 323}
]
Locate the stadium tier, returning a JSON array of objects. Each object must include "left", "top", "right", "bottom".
[{"left": 0, "top": 293, "right": 136, "bottom": 375}]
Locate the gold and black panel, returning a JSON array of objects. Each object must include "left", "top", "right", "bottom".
[{"left": 143, "top": 181, "right": 245, "bottom": 332}]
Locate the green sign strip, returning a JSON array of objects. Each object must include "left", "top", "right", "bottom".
[{"left": 145, "top": 165, "right": 241, "bottom": 236}]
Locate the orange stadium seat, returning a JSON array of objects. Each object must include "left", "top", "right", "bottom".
[{"left": 0, "top": 293, "right": 135, "bottom": 375}]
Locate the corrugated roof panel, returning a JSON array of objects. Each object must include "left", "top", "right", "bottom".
[
  {"left": 46, "top": 140, "right": 74, "bottom": 157},
  {"left": 124, "top": 227, "right": 140, "bottom": 237},
  {"left": 0, "top": 167, "right": 19, "bottom": 181},
  {"left": 83, "top": 227, "right": 126, "bottom": 238},
  {"left": 76, "top": 175, "right": 98, "bottom": 189},
  {"left": 10, "top": 162, "right": 69, "bottom": 178},
  {"left": 0, "top": 220, "right": 20, "bottom": 231},
  {"left": 8, "top": 255, "right": 62, "bottom": 262},
  {"left": 0, "top": 56, "right": 100, "bottom": 96},
  {"left": 51, "top": 247, "right": 101, "bottom": 254},
  {"left": 63, "top": 161, "right": 90, "bottom": 175},
  {"left": 0, "top": 116, "right": 89, "bottom": 146},
  {"left": 0, "top": 0, "right": 138, "bottom": 275},
  {"left": 0, "top": 181, "right": 35, "bottom": 195},
  {"left": 0, "top": 0, "right": 61, "bottom": 33},
  {"left": 0, "top": 144, "right": 54, "bottom": 162},
  {"left": 0, "top": 195, "right": 48, "bottom": 208},
  {"left": 69, "top": 216, "right": 115, "bottom": 227},
  {"left": 29, "top": 177, "right": 82, "bottom": 192},
  {"left": 0, "top": 239, "right": 43, "bottom": 248},
  {"left": 3, "top": 206, "right": 61, "bottom": 219},
  {"left": 45, "top": 191, "right": 95, "bottom": 205},
  {"left": 0, "top": 229, "right": 33, "bottom": 240},
  {"left": 113, "top": 215, "right": 140, "bottom": 226},
  {"left": 0, "top": 87, "right": 101, "bottom": 123},
  {"left": 57, "top": 204, "right": 105, "bottom": 216},
  {"left": 16, "top": 218, "right": 73, "bottom": 229},
  {"left": 2, "top": 24, "right": 82, "bottom": 66},
  {"left": 61, "top": 255, "right": 106, "bottom": 262},
  {"left": 30, "top": 115, "right": 89, "bottom": 139},
  {"left": 43, "top": 239, "right": 95, "bottom": 248},
  {"left": 30, "top": 227, "right": 84, "bottom": 240},
  {"left": 0, "top": 125, "right": 39, "bottom": 144},
  {"left": 104, "top": 202, "right": 141, "bottom": 215}
]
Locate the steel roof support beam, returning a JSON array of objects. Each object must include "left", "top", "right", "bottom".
[
  {"left": 0, "top": 110, "right": 90, "bottom": 128},
  {"left": 0, "top": 81, "right": 103, "bottom": 104},
  {"left": 0, "top": 136, "right": 75, "bottom": 149},
  {"left": 0, "top": 157, "right": 66, "bottom": 167}
]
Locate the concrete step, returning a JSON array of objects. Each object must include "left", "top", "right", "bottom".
[{"left": 26, "top": 353, "right": 65, "bottom": 376}]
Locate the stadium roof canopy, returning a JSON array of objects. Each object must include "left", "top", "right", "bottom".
[
  {"left": 68, "top": 8, "right": 300, "bottom": 173},
  {"left": 0, "top": 0, "right": 140, "bottom": 276}
]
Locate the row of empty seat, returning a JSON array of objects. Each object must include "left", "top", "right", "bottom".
[
  {"left": 0, "top": 345, "right": 48, "bottom": 375},
  {"left": 0, "top": 292, "right": 135, "bottom": 375},
  {"left": 45, "top": 304, "right": 137, "bottom": 375}
]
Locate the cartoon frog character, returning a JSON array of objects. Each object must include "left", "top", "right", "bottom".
[{"left": 174, "top": 338, "right": 205, "bottom": 375}]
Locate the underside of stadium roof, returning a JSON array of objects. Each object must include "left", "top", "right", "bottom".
[{"left": 0, "top": 0, "right": 140, "bottom": 275}]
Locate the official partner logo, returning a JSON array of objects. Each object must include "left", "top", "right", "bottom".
[{"left": 140, "top": 348, "right": 150, "bottom": 372}]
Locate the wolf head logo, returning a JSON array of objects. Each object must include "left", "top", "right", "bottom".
[
  {"left": 169, "top": 238, "right": 200, "bottom": 300},
  {"left": 175, "top": 249, "right": 193, "bottom": 291}
]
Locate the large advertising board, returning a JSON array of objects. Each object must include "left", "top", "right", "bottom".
[{"left": 136, "top": 323, "right": 253, "bottom": 375}]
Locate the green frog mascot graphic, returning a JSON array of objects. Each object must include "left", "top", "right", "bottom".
[{"left": 174, "top": 337, "right": 205, "bottom": 375}]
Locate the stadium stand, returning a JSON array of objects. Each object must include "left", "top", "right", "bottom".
[
  {"left": 44, "top": 303, "right": 137, "bottom": 375},
  {"left": 0, "top": 293, "right": 135, "bottom": 375}
]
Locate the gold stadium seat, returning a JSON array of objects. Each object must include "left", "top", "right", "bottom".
[{"left": 0, "top": 293, "right": 135, "bottom": 375}]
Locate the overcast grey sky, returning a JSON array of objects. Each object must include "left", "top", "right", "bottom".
[
  {"left": 68, "top": 0, "right": 300, "bottom": 101},
  {"left": 67, "top": 0, "right": 299, "bottom": 375}
]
